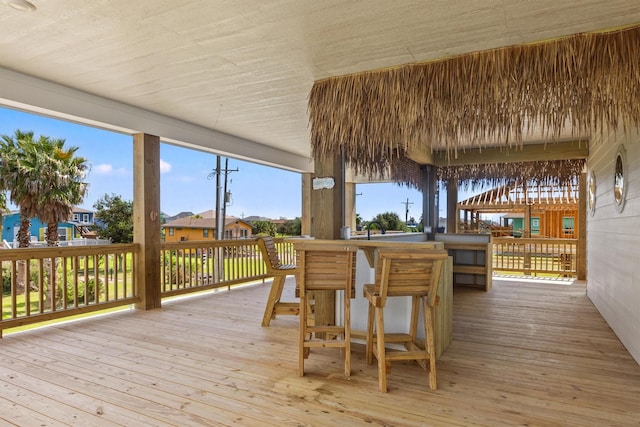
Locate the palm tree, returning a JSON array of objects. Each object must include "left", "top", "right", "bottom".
[
  {"left": 31, "top": 138, "right": 89, "bottom": 247},
  {"left": 1, "top": 130, "right": 88, "bottom": 303},
  {"left": 1, "top": 130, "right": 89, "bottom": 246},
  {"left": 0, "top": 130, "right": 39, "bottom": 248}
]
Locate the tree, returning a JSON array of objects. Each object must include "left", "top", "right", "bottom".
[
  {"left": 0, "top": 130, "right": 36, "bottom": 248},
  {"left": 252, "top": 220, "right": 277, "bottom": 236},
  {"left": 370, "top": 211, "right": 408, "bottom": 232},
  {"left": 276, "top": 218, "right": 302, "bottom": 236},
  {"left": 34, "top": 138, "right": 88, "bottom": 247},
  {"left": 92, "top": 194, "right": 134, "bottom": 243},
  {"left": 0, "top": 130, "right": 88, "bottom": 247}
]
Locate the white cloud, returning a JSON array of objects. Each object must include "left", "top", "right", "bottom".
[
  {"left": 160, "top": 159, "right": 172, "bottom": 173},
  {"left": 94, "top": 164, "right": 114, "bottom": 174},
  {"left": 93, "top": 164, "right": 128, "bottom": 176}
]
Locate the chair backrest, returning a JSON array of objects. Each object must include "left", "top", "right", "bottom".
[
  {"left": 256, "top": 236, "right": 282, "bottom": 273},
  {"left": 297, "top": 244, "right": 357, "bottom": 297},
  {"left": 374, "top": 249, "right": 448, "bottom": 307}
]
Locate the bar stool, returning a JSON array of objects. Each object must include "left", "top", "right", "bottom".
[
  {"left": 295, "top": 242, "right": 357, "bottom": 378},
  {"left": 256, "top": 236, "right": 299, "bottom": 327},
  {"left": 363, "top": 249, "right": 447, "bottom": 392}
]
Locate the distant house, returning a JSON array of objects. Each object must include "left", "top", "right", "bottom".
[
  {"left": 162, "top": 215, "right": 252, "bottom": 242},
  {"left": 1, "top": 207, "right": 97, "bottom": 245}
]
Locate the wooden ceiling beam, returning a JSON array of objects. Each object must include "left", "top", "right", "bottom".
[
  {"left": 406, "top": 145, "right": 434, "bottom": 165},
  {"left": 432, "top": 140, "right": 589, "bottom": 167}
]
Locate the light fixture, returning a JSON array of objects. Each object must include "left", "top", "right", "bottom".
[{"left": 4, "top": 0, "right": 37, "bottom": 12}]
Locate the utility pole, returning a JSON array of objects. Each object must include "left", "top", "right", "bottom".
[
  {"left": 402, "top": 198, "right": 413, "bottom": 224},
  {"left": 209, "top": 157, "right": 238, "bottom": 240}
]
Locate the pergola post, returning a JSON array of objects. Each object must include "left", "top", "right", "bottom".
[{"left": 133, "top": 133, "right": 161, "bottom": 310}]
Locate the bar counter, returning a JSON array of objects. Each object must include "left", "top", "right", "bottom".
[{"left": 291, "top": 238, "right": 453, "bottom": 358}]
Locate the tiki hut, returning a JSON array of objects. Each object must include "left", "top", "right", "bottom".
[{"left": 308, "top": 25, "right": 640, "bottom": 190}]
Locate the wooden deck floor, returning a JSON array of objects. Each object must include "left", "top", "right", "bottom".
[{"left": 1, "top": 277, "right": 639, "bottom": 426}]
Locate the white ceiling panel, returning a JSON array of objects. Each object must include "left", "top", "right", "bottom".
[{"left": 0, "top": 0, "right": 639, "bottom": 171}]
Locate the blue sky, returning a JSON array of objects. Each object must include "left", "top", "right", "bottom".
[{"left": 0, "top": 107, "right": 430, "bottom": 221}]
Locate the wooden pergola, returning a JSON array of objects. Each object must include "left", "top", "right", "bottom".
[{"left": 457, "top": 181, "right": 580, "bottom": 239}]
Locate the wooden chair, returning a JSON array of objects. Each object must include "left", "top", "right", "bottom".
[
  {"left": 296, "top": 243, "right": 357, "bottom": 378},
  {"left": 256, "top": 236, "right": 299, "bottom": 327},
  {"left": 363, "top": 249, "right": 448, "bottom": 392}
]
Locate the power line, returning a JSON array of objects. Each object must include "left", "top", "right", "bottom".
[{"left": 401, "top": 198, "right": 413, "bottom": 224}]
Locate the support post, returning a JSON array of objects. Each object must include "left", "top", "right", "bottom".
[
  {"left": 133, "top": 133, "right": 161, "bottom": 310},
  {"left": 447, "top": 180, "right": 458, "bottom": 233},
  {"left": 577, "top": 172, "right": 587, "bottom": 280},
  {"left": 310, "top": 154, "right": 344, "bottom": 328},
  {"left": 421, "top": 165, "right": 438, "bottom": 238},
  {"left": 301, "top": 173, "right": 312, "bottom": 236}
]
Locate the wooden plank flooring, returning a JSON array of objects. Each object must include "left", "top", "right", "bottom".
[{"left": 1, "top": 277, "right": 639, "bottom": 426}]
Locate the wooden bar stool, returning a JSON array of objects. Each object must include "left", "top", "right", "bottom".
[
  {"left": 295, "top": 242, "right": 357, "bottom": 378},
  {"left": 363, "top": 249, "right": 447, "bottom": 392},
  {"left": 256, "top": 236, "right": 299, "bottom": 327}
]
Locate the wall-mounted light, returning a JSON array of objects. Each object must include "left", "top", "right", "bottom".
[{"left": 3, "top": 0, "right": 37, "bottom": 12}]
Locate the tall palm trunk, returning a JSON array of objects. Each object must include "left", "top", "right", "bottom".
[
  {"left": 43, "top": 222, "right": 60, "bottom": 310},
  {"left": 15, "top": 214, "right": 31, "bottom": 293},
  {"left": 17, "top": 214, "right": 31, "bottom": 248},
  {"left": 45, "top": 222, "right": 59, "bottom": 247}
]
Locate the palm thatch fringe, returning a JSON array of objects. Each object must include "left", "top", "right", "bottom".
[
  {"left": 310, "top": 25, "right": 640, "bottom": 184},
  {"left": 378, "top": 157, "right": 584, "bottom": 192},
  {"left": 437, "top": 159, "right": 586, "bottom": 191}
]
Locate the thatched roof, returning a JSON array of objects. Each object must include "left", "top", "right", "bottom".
[{"left": 309, "top": 25, "right": 640, "bottom": 189}]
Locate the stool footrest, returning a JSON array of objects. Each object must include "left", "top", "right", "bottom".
[
  {"left": 304, "top": 341, "right": 346, "bottom": 348},
  {"left": 274, "top": 302, "right": 299, "bottom": 315},
  {"left": 306, "top": 325, "right": 345, "bottom": 334}
]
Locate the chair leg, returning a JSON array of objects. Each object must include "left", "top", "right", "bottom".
[
  {"left": 366, "top": 302, "right": 375, "bottom": 365},
  {"left": 262, "top": 275, "right": 285, "bottom": 327},
  {"left": 344, "top": 292, "right": 351, "bottom": 378},
  {"left": 423, "top": 298, "right": 437, "bottom": 390},
  {"left": 409, "top": 296, "right": 420, "bottom": 342},
  {"left": 298, "top": 292, "right": 307, "bottom": 377},
  {"left": 375, "top": 306, "right": 388, "bottom": 393}
]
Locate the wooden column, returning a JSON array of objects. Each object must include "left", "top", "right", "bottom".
[
  {"left": 301, "top": 173, "right": 311, "bottom": 236},
  {"left": 421, "top": 165, "right": 438, "bottom": 236},
  {"left": 447, "top": 180, "right": 458, "bottom": 233},
  {"left": 577, "top": 172, "right": 587, "bottom": 280},
  {"left": 310, "top": 154, "right": 344, "bottom": 327},
  {"left": 310, "top": 154, "right": 343, "bottom": 240},
  {"left": 133, "top": 133, "right": 161, "bottom": 310}
]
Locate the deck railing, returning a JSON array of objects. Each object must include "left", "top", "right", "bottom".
[
  {"left": 159, "top": 237, "right": 295, "bottom": 297},
  {"left": 492, "top": 237, "right": 578, "bottom": 277},
  {"left": 1, "top": 237, "right": 296, "bottom": 335},
  {"left": 1, "top": 243, "right": 139, "bottom": 336}
]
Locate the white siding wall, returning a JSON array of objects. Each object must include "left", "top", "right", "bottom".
[{"left": 587, "top": 126, "right": 640, "bottom": 364}]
